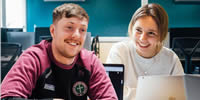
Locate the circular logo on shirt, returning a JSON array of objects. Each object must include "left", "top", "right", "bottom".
[{"left": 72, "top": 81, "right": 88, "bottom": 96}]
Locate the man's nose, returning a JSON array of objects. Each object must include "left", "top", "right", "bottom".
[{"left": 72, "top": 29, "right": 80, "bottom": 38}]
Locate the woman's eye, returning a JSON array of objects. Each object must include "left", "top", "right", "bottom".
[
  {"left": 148, "top": 32, "right": 158, "bottom": 37},
  {"left": 136, "top": 29, "right": 142, "bottom": 33},
  {"left": 148, "top": 32, "right": 155, "bottom": 35}
]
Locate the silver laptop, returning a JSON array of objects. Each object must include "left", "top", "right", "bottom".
[{"left": 135, "top": 74, "right": 200, "bottom": 100}]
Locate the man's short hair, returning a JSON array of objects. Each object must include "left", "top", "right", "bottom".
[{"left": 53, "top": 3, "right": 89, "bottom": 23}]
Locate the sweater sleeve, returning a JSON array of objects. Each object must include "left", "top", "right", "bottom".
[
  {"left": 88, "top": 54, "right": 118, "bottom": 100},
  {"left": 1, "top": 50, "right": 47, "bottom": 99}
]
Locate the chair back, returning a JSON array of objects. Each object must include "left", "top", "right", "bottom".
[
  {"left": 172, "top": 37, "right": 200, "bottom": 74},
  {"left": 1, "top": 42, "right": 22, "bottom": 81}
]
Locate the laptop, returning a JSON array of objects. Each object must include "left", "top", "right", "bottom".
[
  {"left": 135, "top": 74, "right": 200, "bottom": 100},
  {"left": 103, "top": 64, "right": 124, "bottom": 100}
]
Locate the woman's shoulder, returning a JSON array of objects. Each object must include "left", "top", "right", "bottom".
[
  {"left": 112, "top": 40, "right": 133, "bottom": 50},
  {"left": 160, "top": 47, "right": 179, "bottom": 58},
  {"left": 162, "top": 47, "right": 174, "bottom": 53}
]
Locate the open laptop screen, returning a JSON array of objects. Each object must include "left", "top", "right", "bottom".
[{"left": 103, "top": 64, "right": 124, "bottom": 100}]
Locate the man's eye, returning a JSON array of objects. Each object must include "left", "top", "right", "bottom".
[
  {"left": 80, "top": 28, "right": 86, "bottom": 33},
  {"left": 67, "top": 26, "right": 73, "bottom": 30},
  {"left": 81, "top": 29, "right": 85, "bottom": 32}
]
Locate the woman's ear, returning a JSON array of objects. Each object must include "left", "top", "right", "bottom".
[{"left": 50, "top": 24, "right": 55, "bottom": 38}]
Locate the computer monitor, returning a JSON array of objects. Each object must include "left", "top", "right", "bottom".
[
  {"left": 103, "top": 64, "right": 124, "bottom": 100},
  {"left": 34, "top": 27, "right": 51, "bottom": 44},
  {"left": 1, "top": 28, "right": 23, "bottom": 42},
  {"left": 83, "top": 32, "right": 91, "bottom": 50},
  {"left": 7, "top": 32, "right": 35, "bottom": 50}
]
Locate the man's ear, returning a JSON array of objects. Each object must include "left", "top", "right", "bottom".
[{"left": 50, "top": 24, "right": 55, "bottom": 38}]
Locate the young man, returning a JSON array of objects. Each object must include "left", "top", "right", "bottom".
[{"left": 1, "top": 3, "right": 117, "bottom": 100}]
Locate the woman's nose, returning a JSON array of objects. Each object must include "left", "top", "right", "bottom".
[{"left": 139, "top": 33, "right": 148, "bottom": 41}]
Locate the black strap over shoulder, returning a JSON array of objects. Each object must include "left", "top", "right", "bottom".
[{"left": 30, "top": 67, "right": 56, "bottom": 99}]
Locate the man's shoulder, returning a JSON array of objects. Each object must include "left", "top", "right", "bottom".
[
  {"left": 25, "top": 40, "right": 50, "bottom": 52},
  {"left": 80, "top": 49, "right": 95, "bottom": 59},
  {"left": 21, "top": 40, "right": 51, "bottom": 61},
  {"left": 78, "top": 49, "right": 99, "bottom": 71}
]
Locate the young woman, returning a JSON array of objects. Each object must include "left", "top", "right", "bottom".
[{"left": 106, "top": 3, "right": 184, "bottom": 100}]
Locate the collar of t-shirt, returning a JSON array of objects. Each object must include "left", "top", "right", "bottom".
[{"left": 47, "top": 42, "right": 79, "bottom": 70}]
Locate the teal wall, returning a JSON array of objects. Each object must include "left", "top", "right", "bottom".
[
  {"left": 27, "top": 0, "right": 200, "bottom": 36},
  {"left": 149, "top": 0, "right": 200, "bottom": 28}
]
